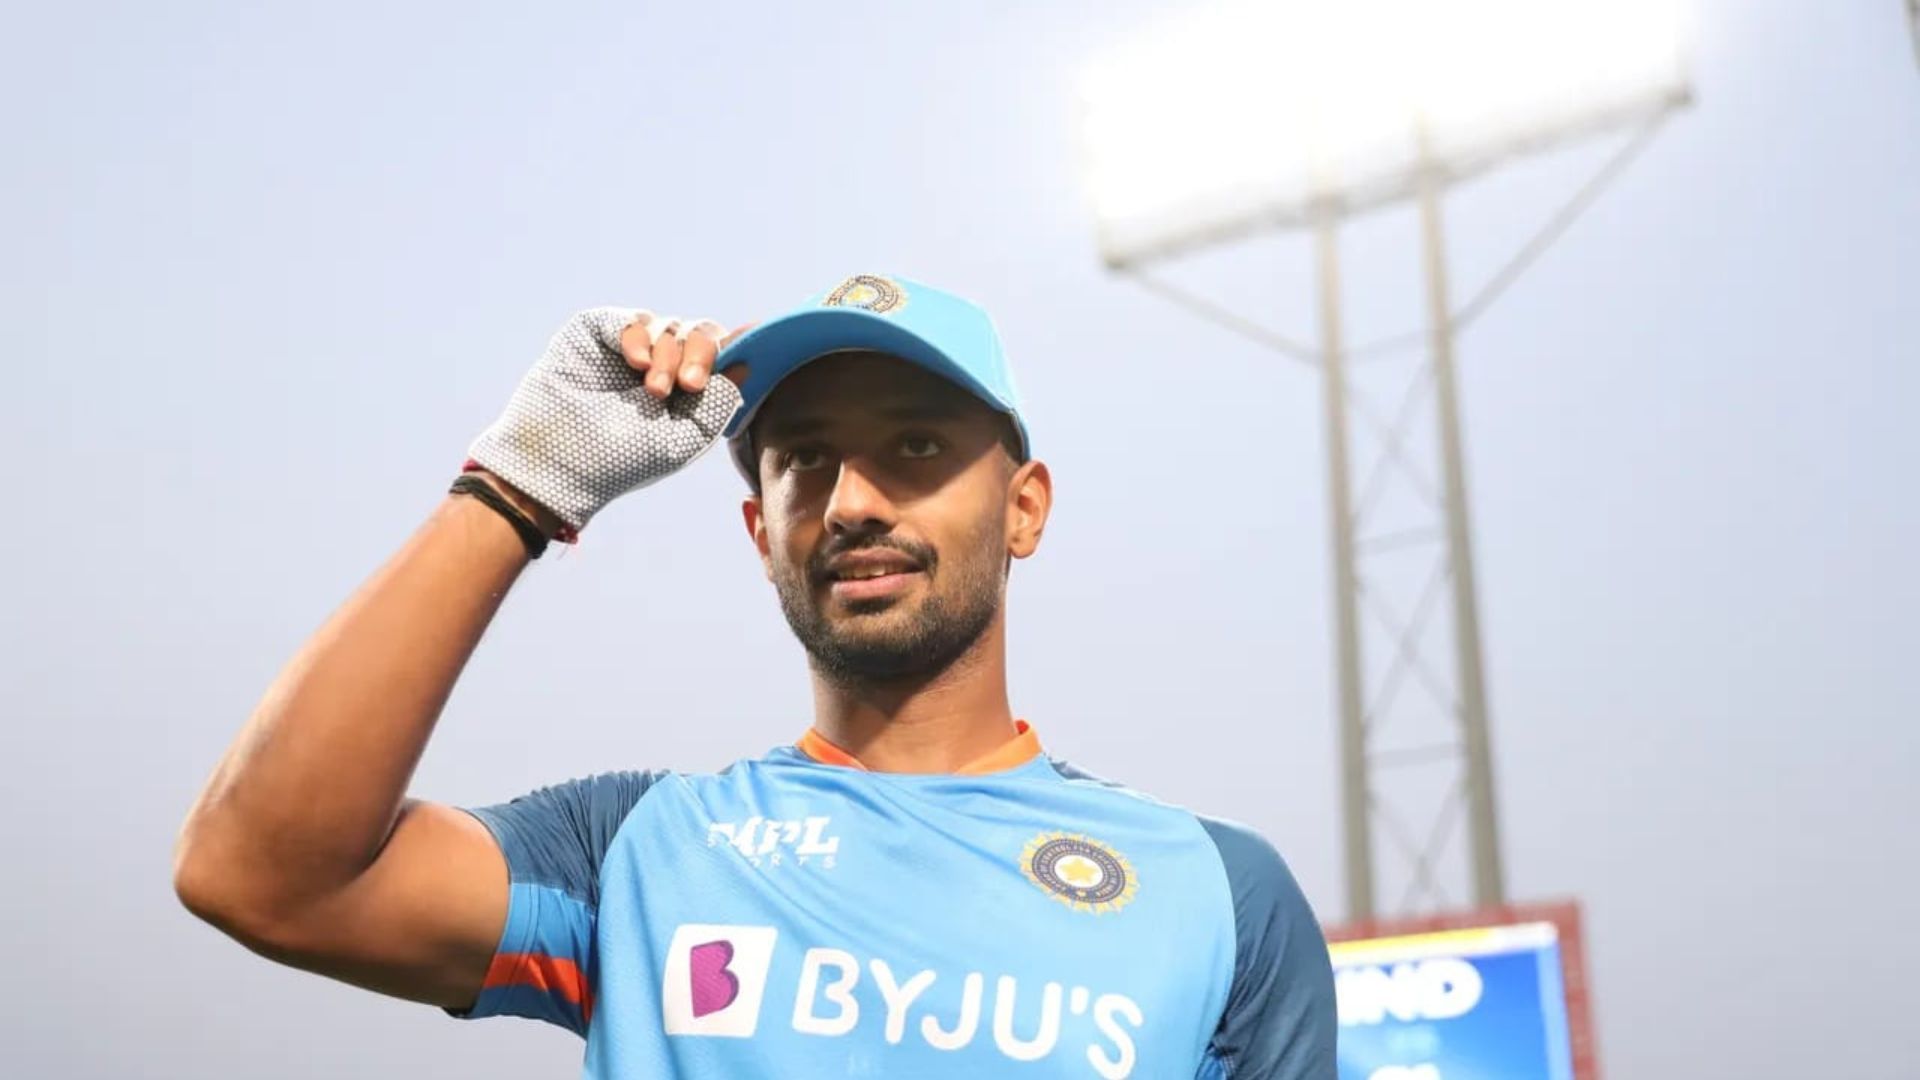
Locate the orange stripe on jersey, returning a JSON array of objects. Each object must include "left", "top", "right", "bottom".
[
  {"left": 797, "top": 729, "right": 866, "bottom": 770},
  {"left": 797, "top": 720, "right": 1041, "bottom": 776},
  {"left": 960, "top": 720, "right": 1041, "bottom": 775},
  {"left": 485, "top": 952, "right": 595, "bottom": 1020}
]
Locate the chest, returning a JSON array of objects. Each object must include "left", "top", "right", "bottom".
[{"left": 586, "top": 768, "right": 1236, "bottom": 1078}]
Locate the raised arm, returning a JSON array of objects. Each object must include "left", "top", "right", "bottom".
[{"left": 172, "top": 309, "right": 745, "bottom": 1008}]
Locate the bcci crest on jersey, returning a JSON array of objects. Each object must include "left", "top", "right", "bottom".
[{"left": 1022, "top": 833, "right": 1138, "bottom": 914}]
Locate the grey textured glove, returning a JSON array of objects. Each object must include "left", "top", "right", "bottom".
[{"left": 468, "top": 307, "right": 743, "bottom": 532}]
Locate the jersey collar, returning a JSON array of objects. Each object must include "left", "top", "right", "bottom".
[{"left": 796, "top": 720, "right": 1041, "bottom": 776}]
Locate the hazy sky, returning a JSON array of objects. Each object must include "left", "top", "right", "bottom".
[{"left": 4, "top": 1, "right": 1915, "bottom": 1077}]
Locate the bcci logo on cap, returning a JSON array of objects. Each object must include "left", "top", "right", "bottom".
[
  {"left": 1022, "top": 832, "right": 1138, "bottom": 914},
  {"left": 822, "top": 274, "right": 908, "bottom": 315}
]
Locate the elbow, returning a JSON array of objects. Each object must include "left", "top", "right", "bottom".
[
  {"left": 172, "top": 825, "right": 293, "bottom": 953},
  {"left": 171, "top": 826, "right": 244, "bottom": 934},
  {"left": 172, "top": 857, "right": 224, "bottom": 929},
  {"left": 172, "top": 823, "right": 344, "bottom": 969}
]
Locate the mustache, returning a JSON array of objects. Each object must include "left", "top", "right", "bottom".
[{"left": 808, "top": 535, "right": 938, "bottom": 582}]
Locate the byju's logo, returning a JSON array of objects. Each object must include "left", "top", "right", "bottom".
[
  {"left": 660, "top": 924, "right": 1146, "bottom": 1077},
  {"left": 661, "top": 924, "right": 779, "bottom": 1037},
  {"left": 707, "top": 815, "right": 841, "bottom": 868}
]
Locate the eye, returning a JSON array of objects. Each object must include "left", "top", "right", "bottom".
[
  {"left": 899, "top": 434, "right": 943, "bottom": 459},
  {"left": 782, "top": 446, "right": 830, "bottom": 472}
]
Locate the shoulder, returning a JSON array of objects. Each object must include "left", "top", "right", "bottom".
[
  {"left": 1193, "top": 815, "right": 1307, "bottom": 915},
  {"left": 464, "top": 770, "right": 672, "bottom": 905},
  {"left": 469, "top": 769, "right": 669, "bottom": 829},
  {"left": 1046, "top": 759, "right": 1317, "bottom": 926},
  {"left": 1043, "top": 756, "right": 1178, "bottom": 807},
  {"left": 1050, "top": 758, "right": 1293, "bottom": 853}
]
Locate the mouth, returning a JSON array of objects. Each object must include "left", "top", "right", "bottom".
[
  {"left": 826, "top": 568, "right": 923, "bottom": 603},
  {"left": 819, "top": 550, "right": 927, "bottom": 604}
]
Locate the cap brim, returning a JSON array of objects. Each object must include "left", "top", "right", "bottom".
[{"left": 715, "top": 307, "right": 1018, "bottom": 441}]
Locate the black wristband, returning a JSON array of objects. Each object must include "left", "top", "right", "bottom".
[{"left": 450, "top": 473, "right": 550, "bottom": 560}]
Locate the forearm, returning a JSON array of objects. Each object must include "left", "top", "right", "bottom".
[
  {"left": 175, "top": 305, "right": 739, "bottom": 992},
  {"left": 177, "top": 488, "right": 532, "bottom": 919}
]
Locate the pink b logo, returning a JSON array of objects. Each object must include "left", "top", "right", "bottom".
[
  {"left": 663, "top": 924, "right": 778, "bottom": 1037},
  {"left": 688, "top": 940, "right": 740, "bottom": 1018}
]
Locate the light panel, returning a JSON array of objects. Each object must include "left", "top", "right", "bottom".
[{"left": 1078, "top": 0, "right": 1690, "bottom": 266}]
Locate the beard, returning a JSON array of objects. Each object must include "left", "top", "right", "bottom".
[{"left": 772, "top": 522, "right": 1004, "bottom": 686}]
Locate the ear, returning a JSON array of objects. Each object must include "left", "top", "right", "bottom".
[
  {"left": 1005, "top": 460, "right": 1052, "bottom": 560},
  {"left": 742, "top": 495, "right": 774, "bottom": 581}
]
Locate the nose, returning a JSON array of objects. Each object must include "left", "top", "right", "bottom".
[{"left": 824, "top": 457, "right": 897, "bottom": 538}]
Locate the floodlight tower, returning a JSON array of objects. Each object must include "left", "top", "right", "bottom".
[{"left": 1079, "top": 0, "right": 1690, "bottom": 922}]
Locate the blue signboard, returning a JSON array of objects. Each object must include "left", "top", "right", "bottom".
[{"left": 1332, "top": 920, "right": 1577, "bottom": 1080}]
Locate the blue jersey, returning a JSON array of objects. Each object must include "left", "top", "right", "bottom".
[{"left": 453, "top": 724, "right": 1335, "bottom": 1078}]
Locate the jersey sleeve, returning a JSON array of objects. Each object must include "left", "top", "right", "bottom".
[
  {"left": 1197, "top": 816, "right": 1338, "bottom": 1080},
  {"left": 449, "top": 770, "right": 662, "bottom": 1035}
]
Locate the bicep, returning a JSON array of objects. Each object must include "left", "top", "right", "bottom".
[{"left": 252, "top": 800, "right": 509, "bottom": 1010}]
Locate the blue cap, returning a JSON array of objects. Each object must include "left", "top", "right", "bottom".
[{"left": 716, "top": 274, "right": 1029, "bottom": 483}]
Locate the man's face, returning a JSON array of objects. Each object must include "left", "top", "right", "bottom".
[{"left": 741, "top": 352, "right": 1043, "bottom": 684}]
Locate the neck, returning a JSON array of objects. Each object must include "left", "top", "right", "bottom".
[{"left": 806, "top": 613, "right": 1017, "bottom": 773}]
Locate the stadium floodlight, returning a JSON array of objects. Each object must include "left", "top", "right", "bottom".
[
  {"left": 1078, "top": 0, "right": 1690, "bottom": 266},
  {"left": 1077, "top": 0, "right": 1690, "bottom": 927}
]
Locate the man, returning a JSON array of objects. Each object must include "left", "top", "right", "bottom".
[{"left": 174, "top": 274, "right": 1336, "bottom": 1078}]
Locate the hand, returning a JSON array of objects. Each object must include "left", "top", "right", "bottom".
[
  {"left": 466, "top": 308, "right": 752, "bottom": 532},
  {"left": 618, "top": 312, "right": 755, "bottom": 401}
]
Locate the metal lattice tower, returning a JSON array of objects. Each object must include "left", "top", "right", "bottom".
[
  {"left": 1910, "top": 0, "right": 1919, "bottom": 68},
  {"left": 1078, "top": 4, "right": 1689, "bottom": 924},
  {"left": 1109, "top": 116, "right": 1675, "bottom": 921},
  {"left": 1314, "top": 162, "right": 1506, "bottom": 921}
]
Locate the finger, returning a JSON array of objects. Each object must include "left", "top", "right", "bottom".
[
  {"left": 645, "top": 319, "right": 685, "bottom": 398},
  {"left": 717, "top": 322, "right": 757, "bottom": 388},
  {"left": 669, "top": 371, "right": 745, "bottom": 442},
  {"left": 676, "top": 321, "right": 725, "bottom": 392},
  {"left": 619, "top": 311, "right": 660, "bottom": 372}
]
